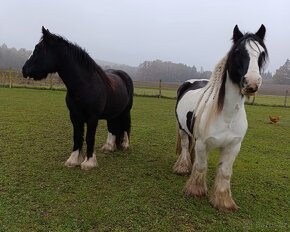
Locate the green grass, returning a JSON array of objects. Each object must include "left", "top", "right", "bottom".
[
  {"left": 247, "top": 94, "right": 288, "bottom": 106},
  {"left": 0, "top": 88, "right": 289, "bottom": 231}
]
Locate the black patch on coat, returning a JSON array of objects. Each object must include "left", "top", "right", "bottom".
[
  {"left": 177, "top": 80, "right": 209, "bottom": 102},
  {"left": 186, "top": 111, "right": 195, "bottom": 134}
]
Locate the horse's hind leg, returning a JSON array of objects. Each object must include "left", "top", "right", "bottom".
[
  {"left": 210, "top": 143, "right": 241, "bottom": 212},
  {"left": 118, "top": 111, "right": 131, "bottom": 150},
  {"left": 65, "top": 112, "right": 85, "bottom": 167},
  {"left": 184, "top": 139, "right": 208, "bottom": 197},
  {"left": 101, "top": 130, "right": 117, "bottom": 153},
  {"left": 173, "top": 129, "right": 192, "bottom": 175},
  {"left": 101, "top": 111, "right": 131, "bottom": 153},
  {"left": 101, "top": 119, "right": 118, "bottom": 153},
  {"left": 80, "top": 118, "right": 98, "bottom": 170}
]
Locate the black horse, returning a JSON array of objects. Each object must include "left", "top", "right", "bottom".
[{"left": 22, "top": 27, "right": 133, "bottom": 170}]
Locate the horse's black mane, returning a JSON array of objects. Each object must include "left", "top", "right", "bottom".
[
  {"left": 217, "top": 33, "right": 268, "bottom": 112},
  {"left": 41, "top": 33, "right": 113, "bottom": 87}
]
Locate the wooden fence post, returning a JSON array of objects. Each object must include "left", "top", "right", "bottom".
[
  {"left": 251, "top": 95, "right": 256, "bottom": 105},
  {"left": 9, "top": 68, "right": 12, "bottom": 88},
  {"left": 158, "top": 79, "right": 162, "bottom": 98},
  {"left": 284, "top": 90, "right": 288, "bottom": 107},
  {"left": 50, "top": 75, "right": 53, "bottom": 90}
]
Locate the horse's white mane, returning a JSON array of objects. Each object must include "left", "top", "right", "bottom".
[{"left": 194, "top": 56, "right": 228, "bottom": 138}]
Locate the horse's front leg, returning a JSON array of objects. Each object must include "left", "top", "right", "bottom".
[
  {"left": 65, "top": 113, "right": 85, "bottom": 167},
  {"left": 81, "top": 118, "right": 98, "bottom": 170},
  {"left": 184, "top": 140, "right": 208, "bottom": 197},
  {"left": 210, "top": 143, "right": 241, "bottom": 212}
]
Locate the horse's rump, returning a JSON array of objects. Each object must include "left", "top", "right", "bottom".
[{"left": 106, "top": 69, "right": 134, "bottom": 100}]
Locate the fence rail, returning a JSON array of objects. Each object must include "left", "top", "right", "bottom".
[{"left": 1, "top": 70, "right": 289, "bottom": 107}]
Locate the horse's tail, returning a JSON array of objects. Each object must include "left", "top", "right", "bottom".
[{"left": 176, "top": 122, "right": 181, "bottom": 155}]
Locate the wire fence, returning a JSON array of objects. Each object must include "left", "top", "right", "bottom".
[{"left": 1, "top": 69, "right": 289, "bottom": 107}]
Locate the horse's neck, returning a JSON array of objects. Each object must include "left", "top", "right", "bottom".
[
  {"left": 223, "top": 74, "right": 245, "bottom": 117},
  {"left": 57, "top": 56, "right": 91, "bottom": 92}
]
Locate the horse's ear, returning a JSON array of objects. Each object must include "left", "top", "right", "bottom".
[
  {"left": 255, "top": 24, "right": 266, "bottom": 41},
  {"left": 232, "top": 25, "right": 243, "bottom": 44},
  {"left": 42, "top": 26, "right": 51, "bottom": 40}
]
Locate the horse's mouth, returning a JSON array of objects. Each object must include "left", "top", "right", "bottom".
[
  {"left": 22, "top": 72, "right": 47, "bottom": 80},
  {"left": 241, "top": 87, "right": 257, "bottom": 96}
]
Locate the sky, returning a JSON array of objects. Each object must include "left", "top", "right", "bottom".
[{"left": 1, "top": 0, "right": 289, "bottom": 72}]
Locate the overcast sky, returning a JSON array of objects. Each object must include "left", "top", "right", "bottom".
[{"left": 1, "top": 0, "right": 289, "bottom": 72}]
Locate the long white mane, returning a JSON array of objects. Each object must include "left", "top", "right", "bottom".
[{"left": 194, "top": 56, "right": 228, "bottom": 138}]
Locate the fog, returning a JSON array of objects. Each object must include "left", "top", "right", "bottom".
[{"left": 1, "top": 0, "right": 289, "bottom": 72}]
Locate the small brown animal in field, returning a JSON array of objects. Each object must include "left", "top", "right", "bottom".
[{"left": 269, "top": 115, "right": 281, "bottom": 124}]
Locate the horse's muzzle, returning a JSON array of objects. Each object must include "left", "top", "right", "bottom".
[{"left": 241, "top": 84, "right": 258, "bottom": 96}]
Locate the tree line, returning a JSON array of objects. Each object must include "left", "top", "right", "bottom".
[
  {"left": 0, "top": 44, "right": 31, "bottom": 70},
  {"left": 1, "top": 43, "right": 289, "bottom": 84},
  {"left": 273, "top": 59, "right": 290, "bottom": 84}
]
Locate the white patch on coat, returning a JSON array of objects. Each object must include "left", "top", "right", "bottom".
[
  {"left": 80, "top": 153, "right": 97, "bottom": 170},
  {"left": 65, "top": 150, "right": 84, "bottom": 167},
  {"left": 176, "top": 87, "right": 204, "bottom": 135}
]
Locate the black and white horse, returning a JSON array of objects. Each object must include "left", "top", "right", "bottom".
[
  {"left": 174, "top": 25, "right": 268, "bottom": 211},
  {"left": 22, "top": 27, "right": 133, "bottom": 170}
]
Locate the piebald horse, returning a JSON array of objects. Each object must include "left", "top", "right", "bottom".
[{"left": 174, "top": 25, "right": 268, "bottom": 211}]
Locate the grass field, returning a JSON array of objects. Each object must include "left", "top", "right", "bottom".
[{"left": 0, "top": 88, "right": 289, "bottom": 231}]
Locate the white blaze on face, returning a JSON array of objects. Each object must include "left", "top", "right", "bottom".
[{"left": 244, "top": 40, "right": 265, "bottom": 89}]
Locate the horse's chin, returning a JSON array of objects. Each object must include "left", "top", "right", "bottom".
[{"left": 24, "top": 73, "right": 48, "bottom": 80}]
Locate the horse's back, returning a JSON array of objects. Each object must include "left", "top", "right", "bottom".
[{"left": 177, "top": 79, "right": 209, "bottom": 101}]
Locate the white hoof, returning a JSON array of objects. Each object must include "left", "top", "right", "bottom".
[
  {"left": 101, "top": 143, "right": 116, "bottom": 153},
  {"left": 80, "top": 153, "right": 98, "bottom": 170},
  {"left": 65, "top": 150, "right": 84, "bottom": 167}
]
